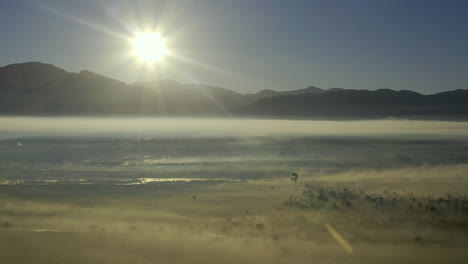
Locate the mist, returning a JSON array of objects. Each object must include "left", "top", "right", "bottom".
[
  {"left": 2, "top": 117, "right": 468, "bottom": 139},
  {"left": 1, "top": 116, "right": 468, "bottom": 263}
]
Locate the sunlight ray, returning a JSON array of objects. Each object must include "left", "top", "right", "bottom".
[
  {"left": 167, "top": 51, "right": 242, "bottom": 80},
  {"left": 34, "top": 3, "right": 131, "bottom": 41}
]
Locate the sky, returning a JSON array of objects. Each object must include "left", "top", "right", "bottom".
[{"left": 0, "top": 0, "right": 467, "bottom": 94}]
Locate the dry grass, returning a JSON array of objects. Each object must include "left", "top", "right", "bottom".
[{"left": 1, "top": 173, "right": 467, "bottom": 264}]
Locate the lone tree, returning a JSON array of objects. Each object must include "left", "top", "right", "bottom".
[{"left": 290, "top": 172, "right": 299, "bottom": 183}]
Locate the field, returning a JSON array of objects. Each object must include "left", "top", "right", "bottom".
[{"left": 1, "top": 118, "right": 468, "bottom": 263}]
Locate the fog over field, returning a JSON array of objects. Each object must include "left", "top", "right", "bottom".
[
  {"left": 2, "top": 117, "right": 468, "bottom": 138},
  {"left": 1, "top": 117, "right": 468, "bottom": 263}
]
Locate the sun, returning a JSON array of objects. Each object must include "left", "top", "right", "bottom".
[{"left": 132, "top": 32, "right": 168, "bottom": 63}]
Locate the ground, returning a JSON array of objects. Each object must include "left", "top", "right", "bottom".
[
  {"left": 1, "top": 177, "right": 467, "bottom": 264},
  {"left": 1, "top": 119, "right": 468, "bottom": 263}
]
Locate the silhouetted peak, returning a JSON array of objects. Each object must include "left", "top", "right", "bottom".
[
  {"left": 304, "top": 86, "right": 324, "bottom": 92},
  {"left": 372, "top": 89, "right": 422, "bottom": 96},
  {"left": 3, "top": 61, "right": 63, "bottom": 70},
  {"left": 256, "top": 89, "right": 277, "bottom": 96},
  {"left": 1, "top": 61, "right": 68, "bottom": 75},
  {"left": 78, "top": 70, "right": 100, "bottom": 77},
  {"left": 434, "top": 89, "right": 468, "bottom": 95},
  {"left": 256, "top": 86, "right": 325, "bottom": 97},
  {"left": 398, "top": 90, "right": 422, "bottom": 96},
  {"left": 0, "top": 62, "right": 70, "bottom": 88}
]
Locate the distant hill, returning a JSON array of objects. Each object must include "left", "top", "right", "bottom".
[
  {"left": 0, "top": 62, "right": 256, "bottom": 115},
  {"left": 255, "top": 86, "right": 326, "bottom": 97},
  {"left": 253, "top": 87, "right": 348, "bottom": 98},
  {"left": 238, "top": 89, "right": 468, "bottom": 119},
  {"left": 0, "top": 62, "right": 467, "bottom": 119}
]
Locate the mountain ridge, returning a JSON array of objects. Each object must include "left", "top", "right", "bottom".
[{"left": 0, "top": 62, "right": 467, "bottom": 119}]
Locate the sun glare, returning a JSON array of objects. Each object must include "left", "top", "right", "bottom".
[{"left": 132, "top": 32, "right": 168, "bottom": 63}]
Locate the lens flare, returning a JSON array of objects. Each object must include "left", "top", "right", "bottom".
[{"left": 132, "top": 32, "right": 168, "bottom": 63}]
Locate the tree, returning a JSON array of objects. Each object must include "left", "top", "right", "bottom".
[{"left": 290, "top": 172, "right": 299, "bottom": 183}]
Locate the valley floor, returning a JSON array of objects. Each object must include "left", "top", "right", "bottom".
[{"left": 1, "top": 178, "right": 467, "bottom": 264}]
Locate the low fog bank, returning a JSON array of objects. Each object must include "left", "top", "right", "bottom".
[
  {"left": 304, "top": 164, "right": 468, "bottom": 195},
  {"left": 1, "top": 117, "right": 468, "bottom": 263},
  {"left": 1, "top": 116, "right": 468, "bottom": 139},
  {"left": 1, "top": 176, "right": 467, "bottom": 264}
]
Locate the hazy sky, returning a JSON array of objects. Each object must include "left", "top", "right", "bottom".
[{"left": 1, "top": 0, "right": 467, "bottom": 94}]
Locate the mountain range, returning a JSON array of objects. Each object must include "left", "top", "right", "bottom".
[{"left": 1, "top": 62, "right": 467, "bottom": 120}]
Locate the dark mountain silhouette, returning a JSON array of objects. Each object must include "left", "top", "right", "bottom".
[
  {"left": 255, "top": 86, "right": 326, "bottom": 97},
  {"left": 238, "top": 89, "right": 468, "bottom": 119},
  {"left": 134, "top": 80, "right": 256, "bottom": 112},
  {"left": 253, "top": 87, "right": 347, "bottom": 98},
  {"left": 1, "top": 62, "right": 467, "bottom": 119},
  {"left": 0, "top": 62, "right": 256, "bottom": 115}
]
